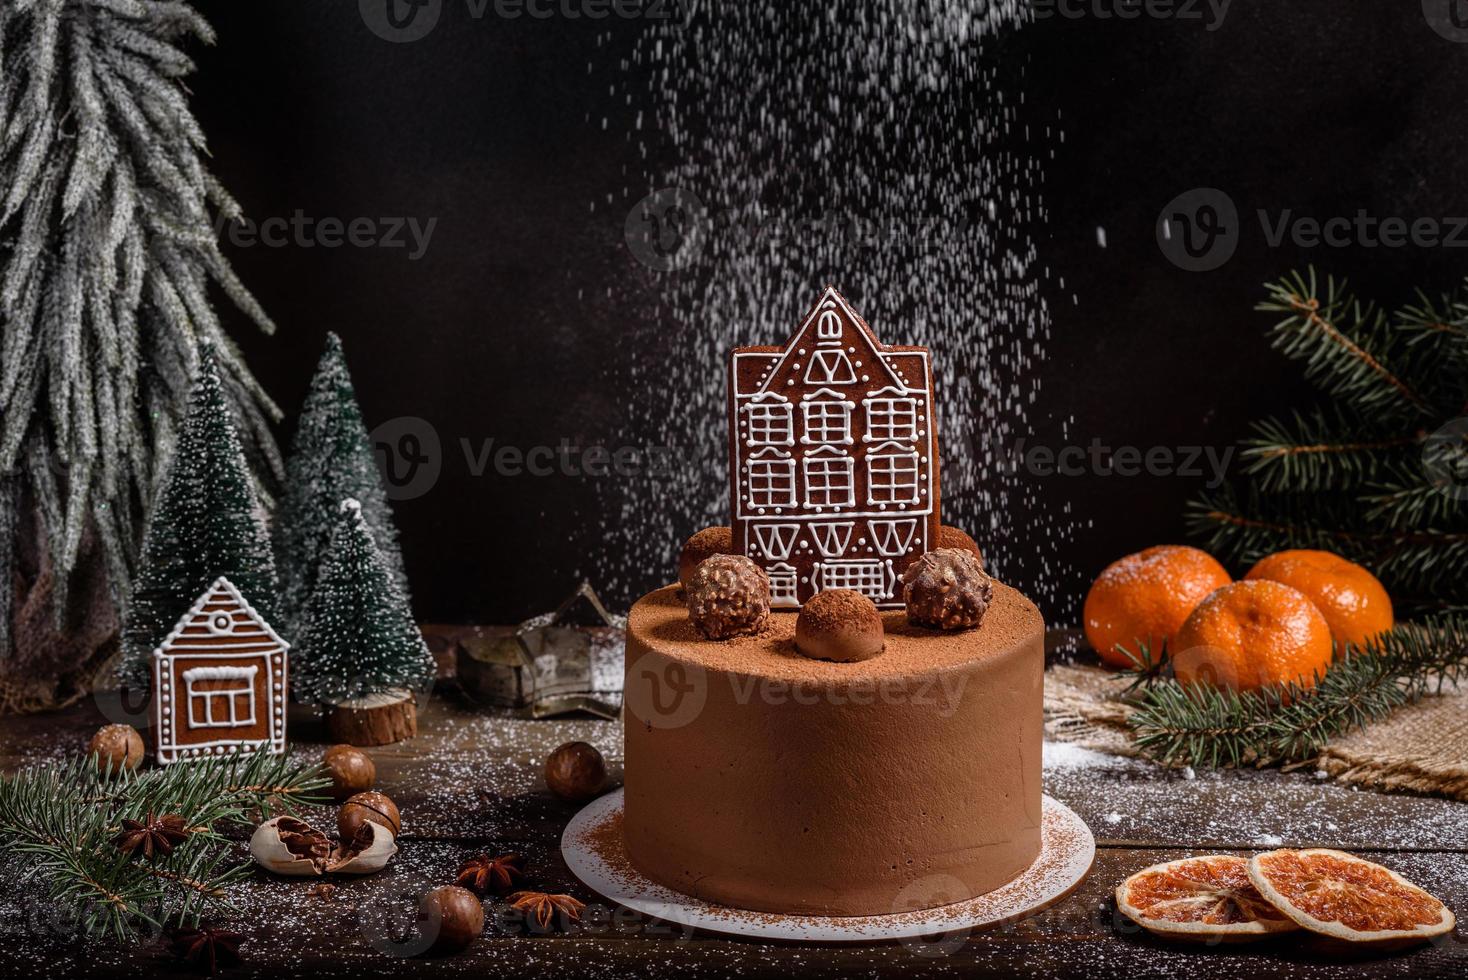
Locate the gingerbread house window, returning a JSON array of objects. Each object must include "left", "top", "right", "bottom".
[
  {"left": 802, "top": 396, "right": 853, "bottom": 445},
  {"left": 805, "top": 349, "right": 856, "bottom": 385},
  {"left": 815, "top": 309, "right": 843, "bottom": 340},
  {"left": 865, "top": 395, "right": 919, "bottom": 442},
  {"left": 804, "top": 450, "right": 854, "bottom": 508},
  {"left": 767, "top": 563, "right": 799, "bottom": 607},
  {"left": 744, "top": 399, "right": 793, "bottom": 446},
  {"left": 868, "top": 448, "right": 921, "bottom": 505},
  {"left": 818, "top": 559, "right": 889, "bottom": 600},
  {"left": 748, "top": 453, "right": 797, "bottom": 508},
  {"left": 184, "top": 665, "right": 258, "bottom": 728}
]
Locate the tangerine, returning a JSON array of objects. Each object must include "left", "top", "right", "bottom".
[
  {"left": 1083, "top": 545, "right": 1232, "bottom": 669},
  {"left": 1171, "top": 580, "right": 1334, "bottom": 693},
  {"left": 1244, "top": 549, "right": 1393, "bottom": 649}
]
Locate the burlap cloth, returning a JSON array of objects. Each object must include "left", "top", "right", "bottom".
[{"left": 1044, "top": 663, "right": 1468, "bottom": 802}]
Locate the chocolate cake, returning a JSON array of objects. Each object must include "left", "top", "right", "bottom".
[{"left": 621, "top": 287, "right": 1045, "bottom": 916}]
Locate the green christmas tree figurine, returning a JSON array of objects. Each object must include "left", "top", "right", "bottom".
[
  {"left": 118, "top": 349, "right": 278, "bottom": 690},
  {"left": 293, "top": 499, "right": 434, "bottom": 743},
  {"left": 273, "top": 333, "right": 408, "bottom": 636}
]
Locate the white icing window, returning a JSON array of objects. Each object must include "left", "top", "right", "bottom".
[
  {"left": 183, "top": 666, "right": 258, "bottom": 729},
  {"left": 868, "top": 452, "right": 920, "bottom": 504},
  {"left": 802, "top": 401, "right": 851, "bottom": 444},
  {"left": 818, "top": 560, "right": 889, "bottom": 600},
  {"left": 816, "top": 309, "right": 842, "bottom": 340},
  {"left": 745, "top": 401, "right": 793, "bottom": 445},
  {"left": 767, "top": 563, "right": 799, "bottom": 607},
  {"left": 804, "top": 453, "right": 854, "bottom": 508},
  {"left": 866, "top": 397, "right": 919, "bottom": 441},
  {"left": 748, "top": 458, "right": 796, "bottom": 508}
]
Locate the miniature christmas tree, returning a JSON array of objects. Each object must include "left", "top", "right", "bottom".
[
  {"left": 117, "top": 350, "right": 278, "bottom": 690},
  {"left": 273, "top": 333, "right": 408, "bottom": 635},
  {"left": 293, "top": 499, "right": 434, "bottom": 745},
  {"left": 0, "top": 0, "right": 281, "bottom": 674}
]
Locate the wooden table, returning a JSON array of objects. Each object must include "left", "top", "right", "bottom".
[{"left": 1, "top": 641, "right": 1464, "bottom": 979}]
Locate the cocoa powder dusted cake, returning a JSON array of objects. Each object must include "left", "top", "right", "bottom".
[{"left": 621, "top": 287, "right": 1046, "bottom": 917}]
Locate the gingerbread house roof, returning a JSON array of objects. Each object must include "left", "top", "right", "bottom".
[{"left": 153, "top": 576, "right": 289, "bottom": 658}]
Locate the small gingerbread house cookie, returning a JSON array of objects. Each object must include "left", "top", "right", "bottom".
[
  {"left": 152, "top": 577, "right": 288, "bottom": 765},
  {"left": 727, "top": 286, "right": 941, "bottom": 608}
]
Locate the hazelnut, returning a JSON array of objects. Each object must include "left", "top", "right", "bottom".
[
  {"left": 89, "top": 724, "right": 144, "bottom": 772},
  {"left": 795, "top": 589, "right": 885, "bottom": 662},
  {"left": 903, "top": 548, "right": 994, "bottom": 630},
  {"left": 322, "top": 744, "right": 376, "bottom": 799},
  {"left": 418, "top": 885, "right": 484, "bottom": 955},
  {"left": 338, "top": 791, "right": 401, "bottom": 842},
  {"left": 545, "top": 741, "right": 607, "bottom": 802},
  {"left": 686, "top": 554, "right": 770, "bottom": 639},
  {"left": 677, "top": 526, "right": 732, "bottom": 588}
]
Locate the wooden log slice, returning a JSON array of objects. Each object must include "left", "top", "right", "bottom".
[{"left": 326, "top": 688, "right": 417, "bottom": 746}]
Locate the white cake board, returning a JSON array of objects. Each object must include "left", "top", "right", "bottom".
[{"left": 561, "top": 789, "right": 1095, "bottom": 943}]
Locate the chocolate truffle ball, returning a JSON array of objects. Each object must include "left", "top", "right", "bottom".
[
  {"left": 89, "top": 723, "right": 144, "bottom": 772},
  {"left": 795, "top": 590, "right": 885, "bottom": 662},
  {"left": 902, "top": 548, "right": 994, "bottom": 631},
  {"left": 938, "top": 525, "right": 985, "bottom": 568},
  {"left": 686, "top": 554, "right": 771, "bottom": 639},
  {"left": 677, "top": 526, "right": 733, "bottom": 588}
]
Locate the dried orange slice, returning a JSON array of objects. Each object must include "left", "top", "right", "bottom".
[
  {"left": 1116, "top": 855, "right": 1299, "bottom": 943},
  {"left": 1248, "top": 849, "right": 1455, "bottom": 948}
]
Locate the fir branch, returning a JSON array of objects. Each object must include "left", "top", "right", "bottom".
[
  {"left": 1125, "top": 617, "right": 1468, "bottom": 768},
  {"left": 0, "top": 752, "right": 328, "bottom": 940},
  {"left": 1240, "top": 407, "right": 1419, "bottom": 493},
  {"left": 1257, "top": 269, "right": 1431, "bottom": 418}
]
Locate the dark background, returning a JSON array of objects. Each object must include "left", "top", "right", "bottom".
[{"left": 191, "top": 0, "right": 1468, "bottom": 626}]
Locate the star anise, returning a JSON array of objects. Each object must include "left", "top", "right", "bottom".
[
  {"left": 113, "top": 812, "right": 191, "bottom": 861},
  {"left": 454, "top": 853, "right": 525, "bottom": 896},
  {"left": 169, "top": 926, "right": 243, "bottom": 974},
  {"left": 507, "top": 890, "right": 585, "bottom": 931}
]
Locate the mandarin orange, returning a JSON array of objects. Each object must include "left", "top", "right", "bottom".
[
  {"left": 1083, "top": 545, "right": 1232, "bottom": 668},
  {"left": 1171, "top": 580, "right": 1333, "bottom": 693},
  {"left": 1244, "top": 549, "right": 1393, "bottom": 649}
]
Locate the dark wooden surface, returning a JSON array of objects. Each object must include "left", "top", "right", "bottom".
[{"left": 1, "top": 641, "right": 1464, "bottom": 979}]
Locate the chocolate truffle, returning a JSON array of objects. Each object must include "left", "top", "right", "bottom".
[
  {"left": 902, "top": 548, "right": 994, "bottom": 630},
  {"left": 686, "top": 554, "right": 770, "bottom": 639},
  {"left": 677, "top": 526, "right": 733, "bottom": 588},
  {"left": 794, "top": 590, "right": 885, "bottom": 662},
  {"left": 938, "top": 525, "right": 985, "bottom": 568}
]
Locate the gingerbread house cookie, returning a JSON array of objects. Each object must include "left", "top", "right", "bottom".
[
  {"left": 152, "top": 577, "right": 288, "bottom": 765},
  {"left": 727, "top": 286, "right": 940, "bottom": 608}
]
